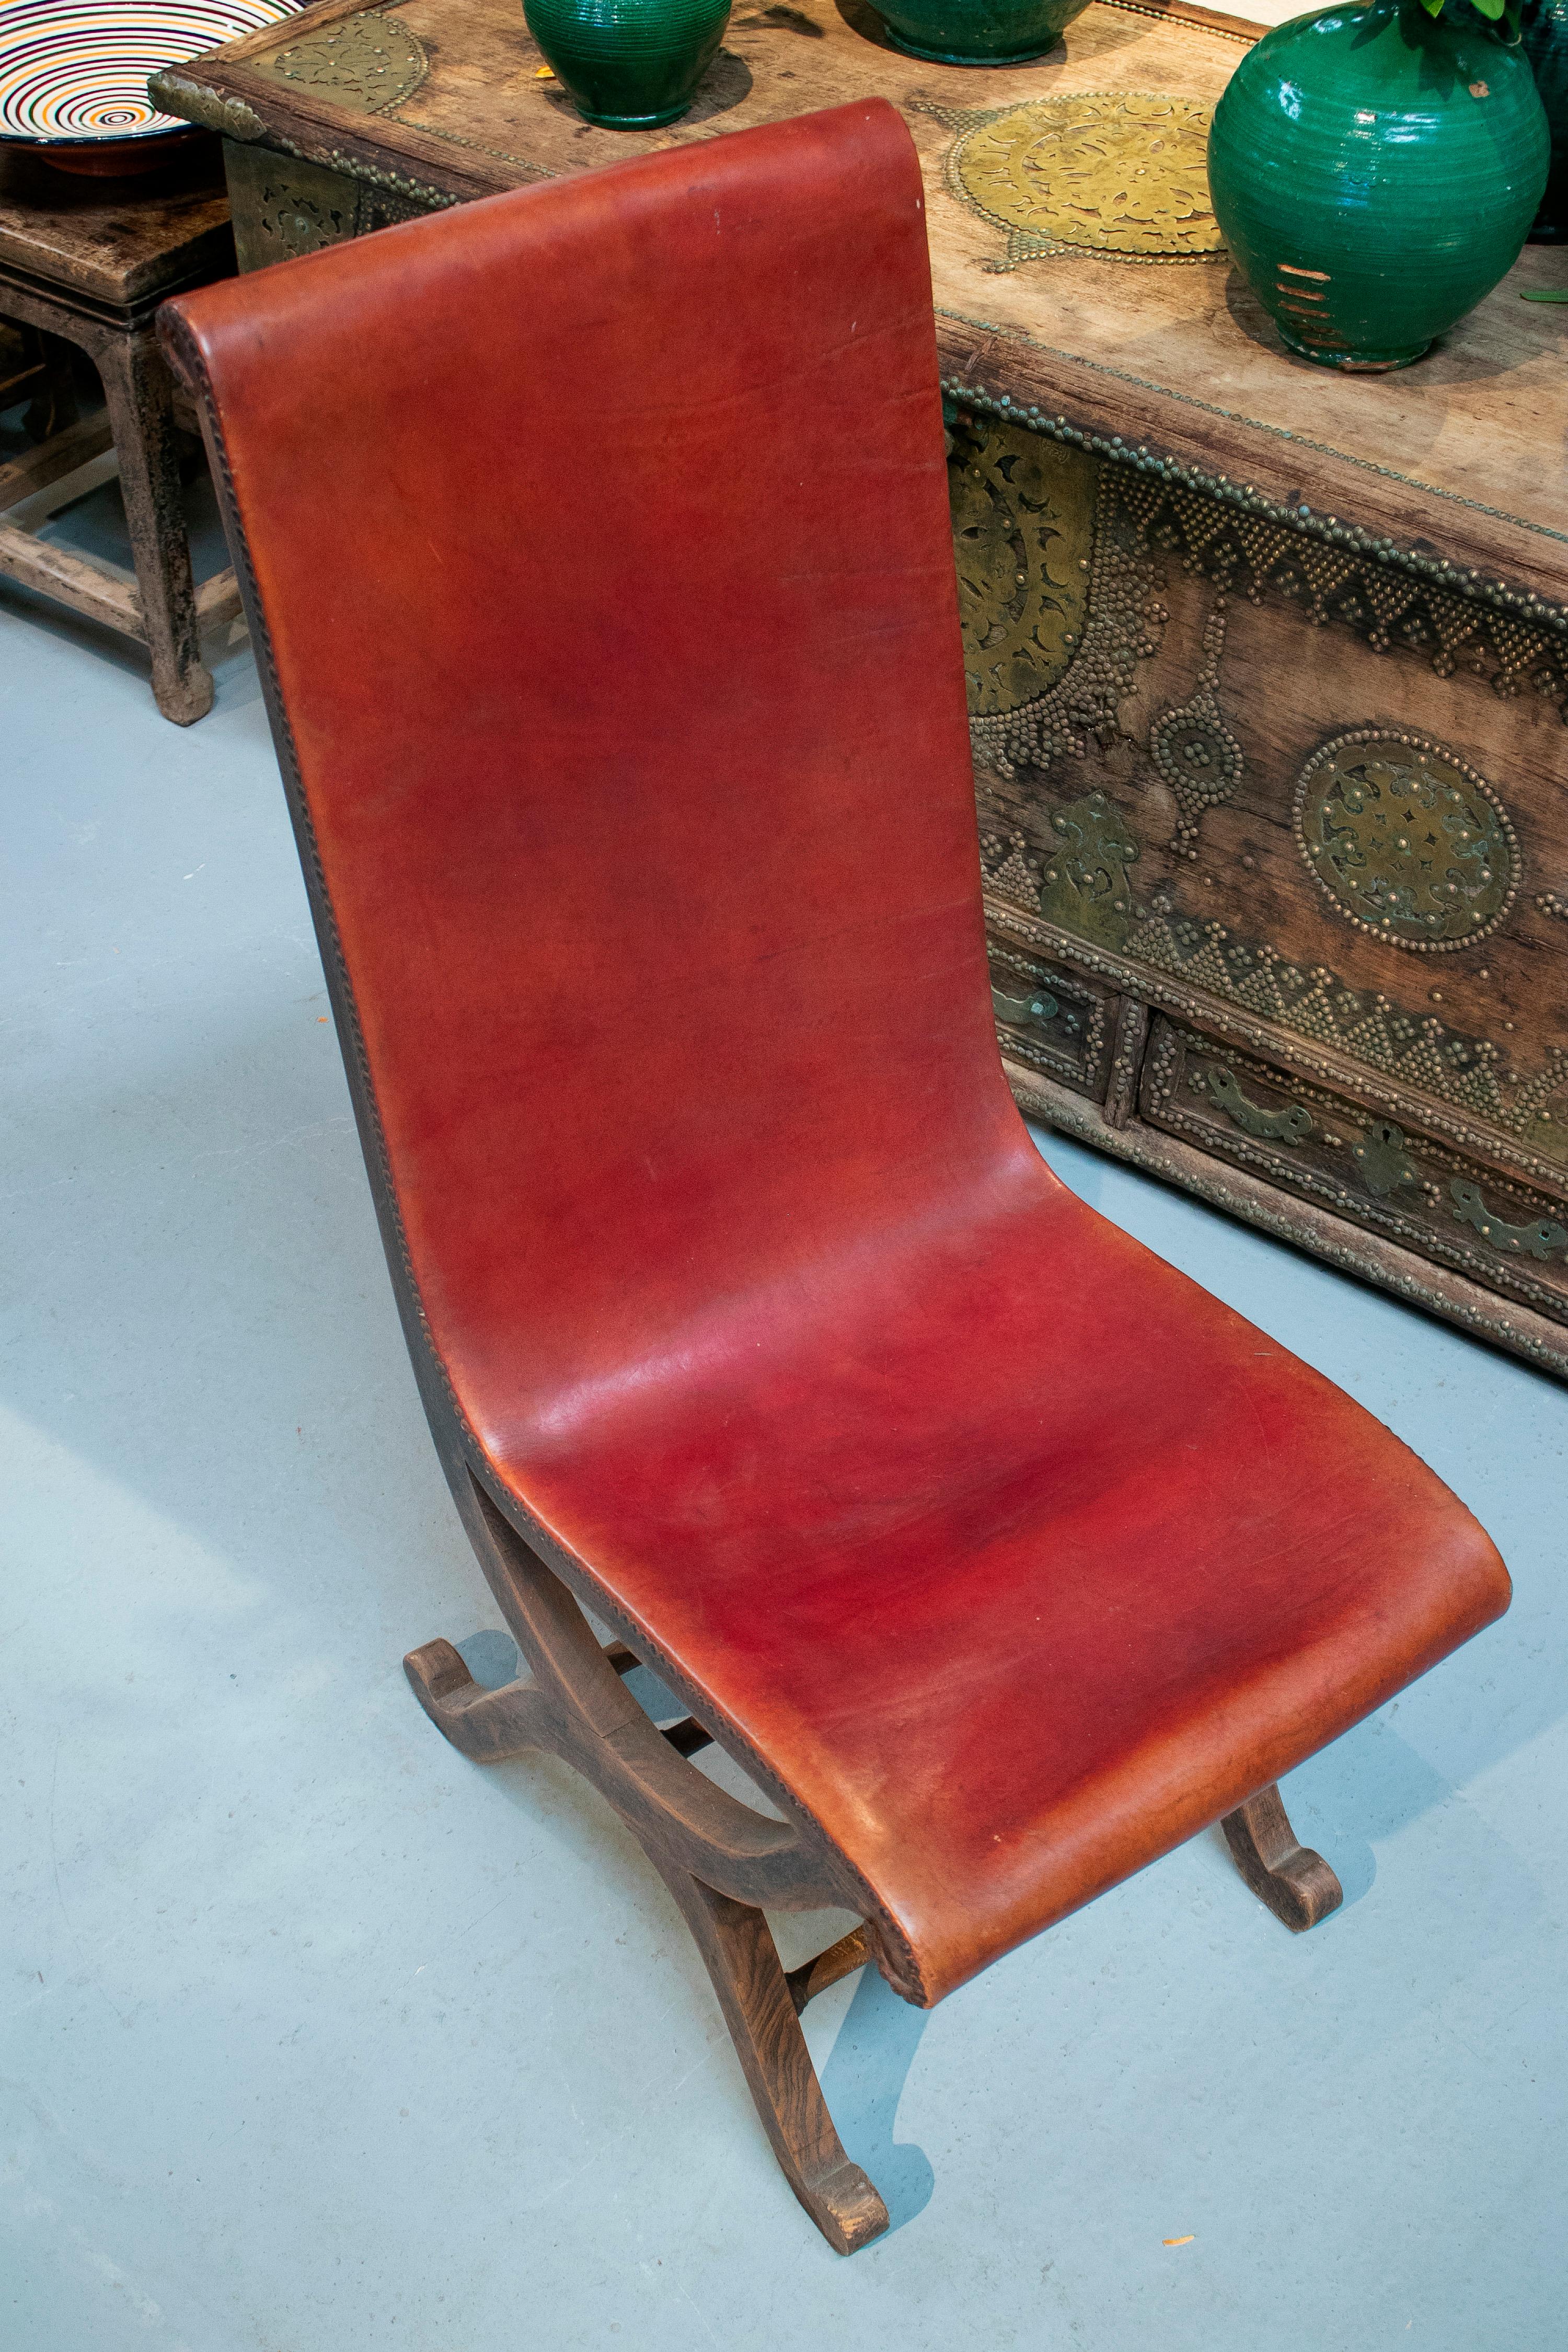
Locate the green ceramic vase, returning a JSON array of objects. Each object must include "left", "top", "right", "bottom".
[
  {"left": 1522, "top": 0, "right": 1568, "bottom": 238},
  {"left": 872, "top": 0, "right": 1090, "bottom": 66},
  {"left": 524, "top": 0, "right": 731, "bottom": 127},
  {"left": 1207, "top": 0, "right": 1550, "bottom": 371}
]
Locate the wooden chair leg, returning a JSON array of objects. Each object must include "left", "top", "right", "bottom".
[
  {"left": 785, "top": 1924, "right": 873, "bottom": 2014},
  {"left": 403, "top": 1636, "right": 549, "bottom": 1762},
  {"left": 660, "top": 1869, "right": 889, "bottom": 2255},
  {"left": 1221, "top": 1782, "right": 1343, "bottom": 1932},
  {"left": 97, "top": 329, "right": 214, "bottom": 725},
  {"left": 406, "top": 1598, "right": 890, "bottom": 2254}
]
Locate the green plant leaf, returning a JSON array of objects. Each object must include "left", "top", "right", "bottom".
[{"left": 1415, "top": 0, "right": 1444, "bottom": 16}]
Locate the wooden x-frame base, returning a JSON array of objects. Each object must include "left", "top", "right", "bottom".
[{"left": 406, "top": 1472, "right": 1343, "bottom": 2253}]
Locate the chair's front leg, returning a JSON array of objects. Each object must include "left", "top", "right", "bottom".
[
  {"left": 406, "top": 1503, "right": 894, "bottom": 2249},
  {"left": 661, "top": 1866, "right": 889, "bottom": 2256},
  {"left": 1221, "top": 1783, "right": 1343, "bottom": 1932}
]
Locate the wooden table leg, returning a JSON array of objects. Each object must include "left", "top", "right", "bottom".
[
  {"left": 1, "top": 321, "right": 78, "bottom": 440},
  {"left": 29, "top": 328, "right": 79, "bottom": 441},
  {"left": 97, "top": 326, "right": 213, "bottom": 725}
]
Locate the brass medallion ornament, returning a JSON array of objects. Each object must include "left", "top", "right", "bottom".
[
  {"left": 1293, "top": 729, "right": 1519, "bottom": 952},
  {"left": 262, "top": 13, "right": 430, "bottom": 114},
  {"left": 942, "top": 93, "right": 1224, "bottom": 272}
]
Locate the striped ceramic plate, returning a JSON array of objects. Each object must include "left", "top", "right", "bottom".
[{"left": 0, "top": 0, "right": 302, "bottom": 145}]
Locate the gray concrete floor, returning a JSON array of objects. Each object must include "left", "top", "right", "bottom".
[{"left": 5, "top": 514, "right": 1566, "bottom": 2352}]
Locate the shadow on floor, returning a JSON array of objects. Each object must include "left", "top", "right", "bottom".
[{"left": 820, "top": 1962, "right": 933, "bottom": 2234}]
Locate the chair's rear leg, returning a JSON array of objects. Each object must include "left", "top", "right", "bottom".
[
  {"left": 1221, "top": 1783, "right": 1343, "bottom": 1932},
  {"left": 403, "top": 1638, "right": 548, "bottom": 1762},
  {"left": 661, "top": 1868, "right": 890, "bottom": 2256},
  {"left": 785, "top": 1925, "right": 872, "bottom": 2015}
]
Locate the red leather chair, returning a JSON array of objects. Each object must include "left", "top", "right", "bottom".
[{"left": 160, "top": 100, "right": 1509, "bottom": 2253}]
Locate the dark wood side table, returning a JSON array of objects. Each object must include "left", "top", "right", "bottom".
[
  {"left": 0, "top": 143, "right": 243, "bottom": 722},
  {"left": 155, "top": 0, "right": 1568, "bottom": 1374}
]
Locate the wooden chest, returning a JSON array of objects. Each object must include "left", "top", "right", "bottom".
[{"left": 158, "top": 0, "right": 1568, "bottom": 1377}]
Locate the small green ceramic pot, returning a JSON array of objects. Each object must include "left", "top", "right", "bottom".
[
  {"left": 524, "top": 0, "right": 731, "bottom": 127},
  {"left": 1522, "top": 0, "right": 1568, "bottom": 239},
  {"left": 1208, "top": 0, "right": 1549, "bottom": 371},
  {"left": 872, "top": 0, "right": 1090, "bottom": 66}
]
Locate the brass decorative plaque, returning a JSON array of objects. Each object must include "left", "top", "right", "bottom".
[
  {"left": 1292, "top": 730, "right": 1520, "bottom": 953},
  {"left": 1038, "top": 789, "right": 1141, "bottom": 950},
  {"left": 950, "top": 416, "right": 1093, "bottom": 717},
  {"left": 948, "top": 413, "right": 1165, "bottom": 774},
  {"left": 260, "top": 11, "right": 429, "bottom": 114},
  {"left": 945, "top": 93, "right": 1223, "bottom": 270}
]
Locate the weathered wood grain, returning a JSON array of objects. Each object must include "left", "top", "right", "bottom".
[
  {"left": 0, "top": 140, "right": 232, "bottom": 315},
  {"left": 0, "top": 142, "right": 233, "bottom": 718},
  {"left": 166, "top": 0, "right": 1568, "bottom": 601},
  {"left": 0, "top": 517, "right": 142, "bottom": 632}
]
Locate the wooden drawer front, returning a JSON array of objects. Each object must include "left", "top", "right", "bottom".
[
  {"left": 988, "top": 940, "right": 1117, "bottom": 1100},
  {"left": 1141, "top": 1017, "right": 1568, "bottom": 1324}
]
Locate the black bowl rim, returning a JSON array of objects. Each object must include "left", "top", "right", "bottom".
[{"left": 0, "top": 116, "right": 198, "bottom": 147}]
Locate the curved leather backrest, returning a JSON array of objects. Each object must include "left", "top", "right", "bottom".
[
  {"left": 162, "top": 101, "right": 1036, "bottom": 1456},
  {"left": 162, "top": 109, "right": 1515, "bottom": 2035}
]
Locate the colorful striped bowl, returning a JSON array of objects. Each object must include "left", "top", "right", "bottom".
[{"left": 0, "top": 0, "right": 303, "bottom": 169}]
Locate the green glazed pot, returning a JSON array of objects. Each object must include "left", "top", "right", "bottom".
[
  {"left": 872, "top": 0, "right": 1090, "bottom": 66},
  {"left": 524, "top": 0, "right": 731, "bottom": 127},
  {"left": 1522, "top": 0, "right": 1568, "bottom": 238},
  {"left": 1208, "top": 0, "right": 1549, "bottom": 371}
]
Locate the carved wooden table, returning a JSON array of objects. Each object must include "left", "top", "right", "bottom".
[
  {"left": 156, "top": 0, "right": 1568, "bottom": 1373},
  {"left": 0, "top": 144, "right": 244, "bottom": 722}
]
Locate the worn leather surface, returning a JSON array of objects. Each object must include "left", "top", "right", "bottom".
[{"left": 163, "top": 100, "right": 1509, "bottom": 2009}]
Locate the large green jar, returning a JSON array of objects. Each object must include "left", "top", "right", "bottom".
[
  {"left": 872, "top": 0, "right": 1090, "bottom": 65},
  {"left": 1208, "top": 0, "right": 1549, "bottom": 371},
  {"left": 1522, "top": 0, "right": 1568, "bottom": 239},
  {"left": 524, "top": 0, "right": 731, "bottom": 126}
]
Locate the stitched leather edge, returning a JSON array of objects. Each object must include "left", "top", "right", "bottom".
[{"left": 156, "top": 293, "right": 932, "bottom": 2013}]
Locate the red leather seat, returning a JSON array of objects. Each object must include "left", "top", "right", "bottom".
[
  {"left": 521, "top": 1179, "right": 1501, "bottom": 2002},
  {"left": 160, "top": 98, "right": 1507, "bottom": 2026}
]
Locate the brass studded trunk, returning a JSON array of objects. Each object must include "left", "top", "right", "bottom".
[
  {"left": 160, "top": 0, "right": 1568, "bottom": 1376},
  {"left": 957, "top": 405, "right": 1568, "bottom": 1376}
]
